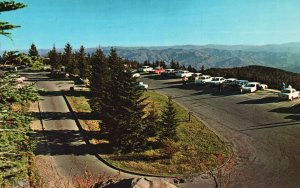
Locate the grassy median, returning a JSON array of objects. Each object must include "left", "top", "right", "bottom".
[{"left": 66, "top": 90, "right": 230, "bottom": 177}]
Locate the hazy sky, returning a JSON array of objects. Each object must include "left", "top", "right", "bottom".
[{"left": 1, "top": 0, "right": 300, "bottom": 50}]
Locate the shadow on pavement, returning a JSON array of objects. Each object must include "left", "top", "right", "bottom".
[
  {"left": 33, "top": 129, "right": 112, "bottom": 156},
  {"left": 237, "top": 96, "right": 278, "bottom": 104},
  {"left": 270, "top": 104, "right": 300, "bottom": 114},
  {"left": 31, "top": 111, "right": 100, "bottom": 121},
  {"left": 240, "top": 120, "right": 300, "bottom": 131},
  {"left": 39, "top": 90, "right": 63, "bottom": 96}
]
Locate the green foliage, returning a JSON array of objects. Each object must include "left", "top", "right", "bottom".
[
  {"left": 159, "top": 96, "right": 179, "bottom": 142},
  {"left": 48, "top": 45, "right": 61, "bottom": 70},
  {"left": 90, "top": 48, "right": 108, "bottom": 115},
  {"left": 0, "top": 51, "right": 44, "bottom": 70},
  {"left": 0, "top": 73, "right": 39, "bottom": 185},
  {"left": 76, "top": 45, "right": 90, "bottom": 79},
  {"left": 90, "top": 48, "right": 148, "bottom": 153},
  {"left": 144, "top": 102, "right": 160, "bottom": 138},
  {"left": 160, "top": 139, "right": 180, "bottom": 158},
  {"left": 63, "top": 43, "right": 77, "bottom": 74},
  {"left": 0, "top": 1, "right": 26, "bottom": 38},
  {"left": 28, "top": 43, "right": 39, "bottom": 57}
]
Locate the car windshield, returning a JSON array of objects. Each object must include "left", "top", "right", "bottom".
[
  {"left": 201, "top": 76, "right": 208, "bottom": 79},
  {"left": 212, "top": 78, "right": 220, "bottom": 81}
]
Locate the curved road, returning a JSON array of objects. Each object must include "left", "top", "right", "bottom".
[
  {"left": 28, "top": 72, "right": 137, "bottom": 187},
  {"left": 27, "top": 71, "right": 300, "bottom": 187},
  {"left": 143, "top": 75, "right": 300, "bottom": 188}
]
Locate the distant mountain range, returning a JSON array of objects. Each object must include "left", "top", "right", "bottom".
[{"left": 8, "top": 42, "right": 300, "bottom": 73}]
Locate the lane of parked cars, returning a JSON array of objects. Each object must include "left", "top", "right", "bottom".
[{"left": 135, "top": 65, "right": 300, "bottom": 101}]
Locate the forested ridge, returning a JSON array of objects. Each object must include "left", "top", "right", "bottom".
[{"left": 205, "top": 65, "right": 300, "bottom": 90}]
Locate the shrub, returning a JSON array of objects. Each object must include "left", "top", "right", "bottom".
[{"left": 160, "top": 139, "right": 180, "bottom": 158}]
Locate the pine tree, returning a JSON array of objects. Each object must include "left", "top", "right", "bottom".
[
  {"left": 28, "top": 43, "right": 39, "bottom": 57},
  {"left": 144, "top": 102, "right": 160, "bottom": 138},
  {"left": 89, "top": 48, "right": 109, "bottom": 117},
  {"left": 159, "top": 96, "right": 179, "bottom": 142},
  {"left": 104, "top": 48, "right": 147, "bottom": 152},
  {"left": 48, "top": 45, "right": 60, "bottom": 70},
  {"left": 0, "top": 1, "right": 26, "bottom": 38},
  {"left": 63, "top": 43, "right": 76, "bottom": 74},
  {"left": 76, "top": 45, "right": 90, "bottom": 79}
]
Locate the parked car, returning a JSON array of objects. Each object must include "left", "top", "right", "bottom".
[
  {"left": 278, "top": 87, "right": 299, "bottom": 101},
  {"left": 209, "top": 77, "right": 225, "bottom": 86},
  {"left": 150, "top": 67, "right": 165, "bottom": 74},
  {"left": 161, "top": 69, "right": 176, "bottom": 78},
  {"left": 224, "top": 78, "right": 237, "bottom": 85},
  {"left": 175, "top": 70, "right": 193, "bottom": 78},
  {"left": 241, "top": 82, "right": 261, "bottom": 93},
  {"left": 233, "top": 80, "right": 249, "bottom": 87},
  {"left": 260, "top": 84, "right": 268, "bottom": 90},
  {"left": 136, "top": 82, "right": 148, "bottom": 90},
  {"left": 194, "top": 75, "right": 212, "bottom": 84},
  {"left": 138, "top": 66, "right": 153, "bottom": 72},
  {"left": 132, "top": 72, "right": 140, "bottom": 78},
  {"left": 190, "top": 73, "right": 202, "bottom": 80}
]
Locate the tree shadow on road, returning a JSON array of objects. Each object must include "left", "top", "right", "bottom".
[
  {"left": 64, "top": 90, "right": 91, "bottom": 98},
  {"left": 33, "top": 129, "right": 113, "bottom": 156},
  {"left": 31, "top": 111, "right": 100, "bottom": 121},
  {"left": 237, "top": 96, "right": 278, "bottom": 104},
  {"left": 270, "top": 104, "right": 300, "bottom": 114}
]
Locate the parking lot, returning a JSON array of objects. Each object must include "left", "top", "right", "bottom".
[{"left": 141, "top": 73, "right": 300, "bottom": 188}]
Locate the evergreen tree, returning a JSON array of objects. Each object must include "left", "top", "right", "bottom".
[
  {"left": 159, "top": 96, "right": 179, "bottom": 142},
  {"left": 0, "top": 1, "right": 26, "bottom": 38},
  {"left": 89, "top": 48, "right": 108, "bottom": 117},
  {"left": 170, "top": 59, "right": 180, "bottom": 69},
  {"left": 201, "top": 65, "right": 205, "bottom": 73},
  {"left": 63, "top": 43, "right": 76, "bottom": 74},
  {"left": 28, "top": 43, "right": 39, "bottom": 57},
  {"left": 48, "top": 45, "right": 60, "bottom": 70},
  {"left": 144, "top": 102, "right": 159, "bottom": 138},
  {"left": 105, "top": 48, "right": 147, "bottom": 152},
  {"left": 76, "top": 45, "right": 90, "bottom": 79}
]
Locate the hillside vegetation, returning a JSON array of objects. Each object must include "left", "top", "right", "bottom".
[{"left": 205, "top": 65, "right": 300, "bottom": 90}]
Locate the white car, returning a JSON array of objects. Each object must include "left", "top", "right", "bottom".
[
  {"left": 175, "top": 70, "right": 193, "bottom": 78},
  {"left": 225, "top": 78, "right": 237, "bottom": 84},
  {"left": 278, "top": 88, "right": 299, "bottom": 101},
  {"left": 209, "top": 77, "right": 225, "bottom": 86},
  {"left": 132, "top": 73, "right": 140, "bottom": 78},
  {"left": 195, "top": 75, "right": 212, "bottom": 84},
  {"left": 136, "top": 82, "right": 148, "bottom": 90},
  {"left": 234, "top": 80, "right": 249, "bottom": 87},
  {"left": 191, "top": 73, "right": 202, "bottom": 80},
  {"left": 138, "top": 66, "right": 153, "bottom": 72},
  {"left": 241, "top": 82, "right": 261, "bottom": 93},
  {"left": 260, "top": 84, "right": 268, "bottom": 90}
]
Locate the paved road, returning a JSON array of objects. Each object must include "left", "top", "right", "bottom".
[
  {"left": 142, "top": 74, "right": 300, "bottom": 188},
  {"left": 27, "top": 72, "right": 136, "bottom": 187}
]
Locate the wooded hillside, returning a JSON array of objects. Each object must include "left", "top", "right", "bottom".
[{"left": 205, "top": 65, "right": 300, "bottom": 90}]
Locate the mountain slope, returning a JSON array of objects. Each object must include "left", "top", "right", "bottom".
[{"left": 6, "top": 42, "right": 300, "bottom": 73}]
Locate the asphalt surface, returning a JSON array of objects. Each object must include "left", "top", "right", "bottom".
[
  {"left": 25, "top": 71, "right": 300, "bottom": 187},
  {"left": 26, "top": 72, "right": 137, "bottom": 187},
  {"left": 142, "top": 74, "right": 300, "bottom": 188}
]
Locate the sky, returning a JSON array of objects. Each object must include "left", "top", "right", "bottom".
[{"left": 1, "top": 0, "right": 300, "bottom": 50}]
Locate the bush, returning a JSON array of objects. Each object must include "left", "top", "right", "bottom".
[{"left": 160, "top": 139, "right": 180, "bottom": 158}]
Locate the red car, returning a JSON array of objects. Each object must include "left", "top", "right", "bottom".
[{"left": 150, "top": 67, "right": 165, "bottom": 74}]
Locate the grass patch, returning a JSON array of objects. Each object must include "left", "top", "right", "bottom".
[{"left": 66, "top": 91, "right": 230, "bottom": 177}]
